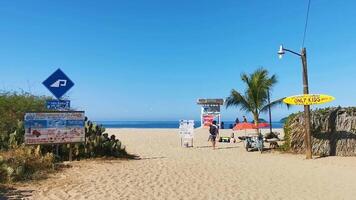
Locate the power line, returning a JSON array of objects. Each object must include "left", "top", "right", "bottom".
[{"left": 301, "top": 0, "right": 311, "bottom": 48}]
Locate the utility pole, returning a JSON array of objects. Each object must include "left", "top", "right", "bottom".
[
  {"left": 278, "top": 46, "right": 313, "bottom": 159},
  {"left": 301, "top": 48, "right": 312, "bottom": 159}
]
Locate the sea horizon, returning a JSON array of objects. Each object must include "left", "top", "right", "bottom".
[{"left": 95, "top": 120, "right": 285, "bottom": 129}]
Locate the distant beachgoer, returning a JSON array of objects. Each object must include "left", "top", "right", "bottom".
[
  {"left": 235, "top": 117, "right": 240, "bottom": 124},
  {"left": 230, "top": 132, "right": 236, "bottom": 143},
  {"left": 243, "top": 116, "right": 247, "bottom": 123},
  {"left": 209, "top": 120, "right": 219, "bottom": 149},
  {"left": 221, "top": 122, "right": 224, "bottom": 129}
]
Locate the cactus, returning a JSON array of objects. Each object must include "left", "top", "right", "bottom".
[{"left": 76, "top": 117, "right": 132, "bottom": 158}]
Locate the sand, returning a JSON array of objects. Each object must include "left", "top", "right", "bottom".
[{"left": 11, "top": 128, "right": 356, "bottom": 200}]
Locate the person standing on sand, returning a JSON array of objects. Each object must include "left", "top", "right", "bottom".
[
  {"left": 209, "top": 120, "right": 219, "bottom": 149},
  {"left": 235, "top": 117, "right": 240, "bottom": 124},
  {"left": 243, "top": 116, "right": 247, "bottom": 123}
]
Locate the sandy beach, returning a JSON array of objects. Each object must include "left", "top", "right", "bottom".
[{"left": 12, "top": 128, "right": 356, "bottom": 200}]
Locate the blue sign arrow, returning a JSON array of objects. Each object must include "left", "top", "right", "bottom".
[{"left": 43, "top": 69, "right": 74, "bottom": 99}]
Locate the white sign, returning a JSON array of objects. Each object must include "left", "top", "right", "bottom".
[
  {"left": 24, "top": 112, "right": 85, "bottom": 145},
  {"left": 50, "top": 79, "right": 67, "bottom": 88},
  {"left": 179, "top": 120, "right": 194, "bottom": 138}
]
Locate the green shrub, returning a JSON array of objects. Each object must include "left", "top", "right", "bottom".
[
  {"left": 76, "top": 118, "right": 135, "bottom": 159},
  {"left": 0, "top": 92, "right": 48, "bottom": 150},
  {"left": 0, "top": 146, "right": 54, "bottom": 183}
]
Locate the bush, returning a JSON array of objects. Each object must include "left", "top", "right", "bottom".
[
  {"left": 74, "top": 118, "right": 135, "bottom": 159},
  {"left": 0, "top": 146, "right": 54, "bottom": 183},
  {"left": 0, "top": 92, "right": 48, "bottom": 150}
]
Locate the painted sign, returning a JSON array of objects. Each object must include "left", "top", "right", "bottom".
[
  {"left": 46, "top": 100, "right": 70, "bottom": 110},
  {"left": 24, "top": 112, "right": 85, "bottom": 145},
  {"left": 203, "top": 115, "right": 214, "bottom": 127},
  {"left": 43, "top": 69, "right": 75, "bottom": 99},
  {"left": 283, "top": 94, "right": 335, "bottom": 105},
  {"left": 179, "top": 120, "right": 194, "bottom": 138}
]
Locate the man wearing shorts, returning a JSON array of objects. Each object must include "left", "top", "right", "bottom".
[{"left": 209, "top": 120, "right": 219, "bottom": 149}]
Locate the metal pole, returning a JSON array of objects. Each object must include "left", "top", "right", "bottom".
[
  {"left": 267, "top": 89, "right": 273, "bottom": 134},
  {"left": 301, "top": 48, "right": 312, "bottom": 159},
  {"left": 201, "top": 107, "right": 204, "bottom": 128}
]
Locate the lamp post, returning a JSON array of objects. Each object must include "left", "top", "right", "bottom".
[
  {"left": 267, "top": 89, "right": 273, "bottom": 134},
  {"left": 278, "top": 45, "right": 312, "bottom": 159}
]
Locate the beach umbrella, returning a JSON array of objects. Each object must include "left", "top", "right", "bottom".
[
  {"left": 233, "top": 122, "right": 256, "bottom": 130},
  {"left": 233, "top": 122, "right": 257, "bottom": 137},
  {"left": 256, "top": 122, "right": 270, "bottom": 128}
]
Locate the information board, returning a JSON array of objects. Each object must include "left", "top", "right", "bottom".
[
  {"left": 24, "top": 112, "right": 85, "bottom": 145},
  {"left": 179, "top": 120, "right": 194, "bottom": 138}
]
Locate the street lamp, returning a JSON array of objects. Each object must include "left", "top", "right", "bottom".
[{"left": 278, "top": 45, "right": 313, "bottom": 159}]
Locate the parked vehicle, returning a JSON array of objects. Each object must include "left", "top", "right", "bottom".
[{"left": 240, "top": 135, "right": 264, "bottom": 153}]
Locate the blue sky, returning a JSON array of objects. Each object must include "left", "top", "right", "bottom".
[{"left": 0, "top": 0, "right": 355, "bottom": 121}]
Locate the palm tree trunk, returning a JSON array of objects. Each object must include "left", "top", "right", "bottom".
[{"left": 254, "top": 114, "right": 259, "bottom": 135}]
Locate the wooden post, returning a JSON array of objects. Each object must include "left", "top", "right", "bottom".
[{"left": 301, "top": 48, "right": 312, "bottom": 159}]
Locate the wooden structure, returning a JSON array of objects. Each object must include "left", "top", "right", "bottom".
[{"left": 197, "top": 98, "right": 224, "bottom": 128}]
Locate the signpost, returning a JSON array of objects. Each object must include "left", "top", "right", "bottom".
[
  {"left": 179, "top": 120, "right": 194, "bottom": 147},
  {"left": 42, "top": 68, "right": 74, "bottom": 100},
  {"left": 39, "top": 68, "right": 78, "bottom": 161},
  {"left": 283, "top": 94, "right": 335, "bottom": 105}
]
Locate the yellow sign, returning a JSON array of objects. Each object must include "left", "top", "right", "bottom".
[{"left": 283, "top": 94, "right": 335, "bottom": 105}]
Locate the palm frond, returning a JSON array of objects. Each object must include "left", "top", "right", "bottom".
[
  {"left": 227, "top": 67, "right": 286, "bottom": 118},
  {"left": 225, "top": 90, "right": 252, "bottom": 112},
  {"left": 259, "top": 97, "right": 290, "bottom": 113}
]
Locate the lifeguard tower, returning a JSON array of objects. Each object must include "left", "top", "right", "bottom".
[{"left": 197, "top": 98, "right": 224, "bottom": 128}]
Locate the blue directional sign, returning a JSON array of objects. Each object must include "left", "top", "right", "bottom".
[
  {"left": 46, "top": 100, "right": 71, "bottom": 110},
  {"left": 42, "top": 69, "right": 74, "bottom": 99}
]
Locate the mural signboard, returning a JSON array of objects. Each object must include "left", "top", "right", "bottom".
[
  {"left": 24, "top": 112, "right": 85, "bottom": 145},
  {"left": 203, "top": 115, "right": 214, "bottom": 127}
]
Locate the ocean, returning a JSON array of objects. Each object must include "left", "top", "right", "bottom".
[{"left": 95, "top": 121, "right": 285, "bottom": 129}]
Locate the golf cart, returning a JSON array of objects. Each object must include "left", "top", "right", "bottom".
[
  {"left": 234, "top": 122, "right": 265, "bottom": 153},
  {"left": 243, "top": 134, "right": 264, "bottom": 153}
]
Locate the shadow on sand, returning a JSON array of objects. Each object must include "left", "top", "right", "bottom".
[
  {"left": 0, "top": 185, "right": 34, "bottom": 200},
  {"left": 137, "top": 156, "right": 166, "bottom": 160},
  {"left": 195, "top": 145, "right": 239, "bottom": 150},
  {"left": 216, "top": 146, "right": 239, "bottom": 150}
]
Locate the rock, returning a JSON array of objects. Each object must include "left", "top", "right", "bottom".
[{"left": 284, "top": 107, "right": 356, "bottom": 156}]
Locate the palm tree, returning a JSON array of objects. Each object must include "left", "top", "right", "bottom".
[{"left": 226, "top": 68, "right": 285, "bottom": 134}]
